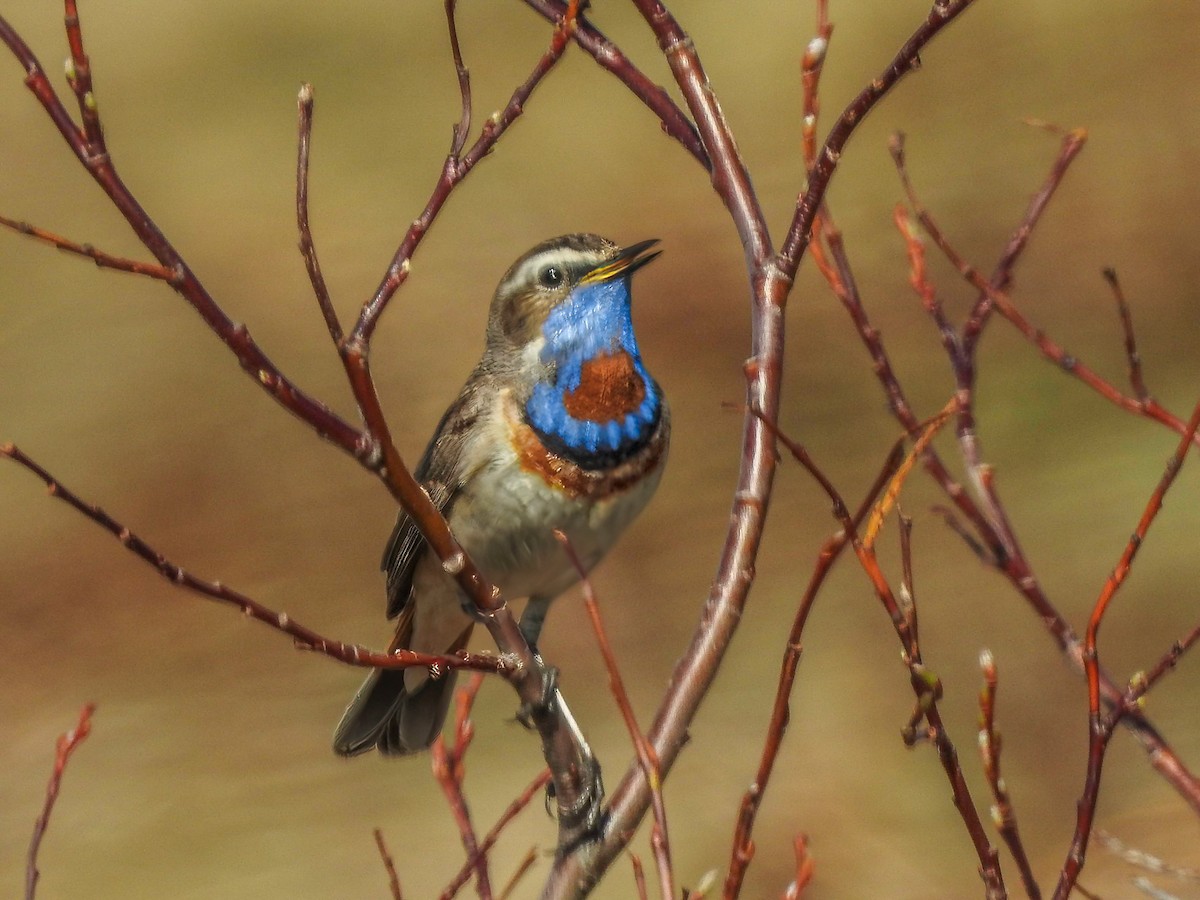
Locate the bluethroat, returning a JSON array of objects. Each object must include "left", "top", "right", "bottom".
[{"left": 334, "top": 234, "right": 669, "bottom": 756}]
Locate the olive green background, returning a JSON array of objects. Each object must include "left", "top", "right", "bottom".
[{"left": 2, "top": 2, "right": 1198, "bottom": 897}]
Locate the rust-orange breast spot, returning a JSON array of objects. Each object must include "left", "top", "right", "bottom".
[{"left": 561, "top": 351, "right": 645, "bottom": 423}]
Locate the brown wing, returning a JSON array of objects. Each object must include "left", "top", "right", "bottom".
[{"left": 381, "top": 369, "right": 491, "bottom": 619}]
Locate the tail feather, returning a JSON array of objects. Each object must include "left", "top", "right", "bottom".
[
  {"left": 332, "top": 616, "right": 473, "bottom": 757},
  {"left": 333, "top": 667, "right": 459, "bottom": 756}
]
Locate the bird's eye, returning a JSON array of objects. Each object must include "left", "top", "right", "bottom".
[{"left": 537, "top": 265, "right": 564, "bottom": 289}]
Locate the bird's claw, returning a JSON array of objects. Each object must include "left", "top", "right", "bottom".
[{"left": 516, "top": 662, "right": 560, "bottom": 730}]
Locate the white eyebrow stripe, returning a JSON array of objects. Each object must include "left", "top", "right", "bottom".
[{"left": 504, "top": 247, "right": 608, "bottom": 294}]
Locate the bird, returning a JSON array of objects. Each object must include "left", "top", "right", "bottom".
[{"left": 333, "top": 233, "right": 669, "bottom": 756}]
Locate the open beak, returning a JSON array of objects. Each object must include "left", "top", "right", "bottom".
[{"left": 579, "top": 238, "right": 661, "bottom": 285}]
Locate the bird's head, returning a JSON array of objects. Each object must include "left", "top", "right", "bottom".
[
  {"left": 487, "top": 233, "right": 659, "bottom": 359},
  {"left": 486, "top": 233, "right": 663, "bottom": 465}
]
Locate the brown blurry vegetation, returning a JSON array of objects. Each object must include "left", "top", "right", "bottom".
[{"left": 2, "top": 1, "right": 1200, "bottom": 898}]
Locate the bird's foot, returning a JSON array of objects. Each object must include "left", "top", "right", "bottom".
[
  {"left": 515, "top": 662, "right": 559, "bottom": 730},
  {"left": 544, "top": 763, "right": 607, "bottom": 849}
]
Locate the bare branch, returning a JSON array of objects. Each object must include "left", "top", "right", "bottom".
[
  {"left": 26, "top": 703, "right": 96, "bottom": 900},
  {"left": 782, "top": 834, "right": 815, "bottom": 900},
  {"left": 0, "top": 6, "right": 365, "bottom": 455},
  {"left": 349, "top": 2, "right": 579, "bottom": 343},
  {"left": 432, "top": 676, "right": 491, "bottom": 899},
  {"left": 888, "top": 134, "right": 1200, "bottom": 812},
  {"left": 0, "top": 443, "right": 511, "bottom": 675},
  {"left": 373, "top": 828, "right": 405, "bottom": 900},
  {"left": 444, "top": 0, "right": 473, "bottom": 158},
  {"left": 779, "top": 0, "right": 981, "bottom": 278},
  {"left": 0, "top": 213, "right": 176, "bottom": 280},
  {"left": 441, "top": 769, "right": 552, "bottom": 900},
  {"left": 295, "top": 82, "right": 341, "bottom": 346},
  {"left": 977, "top": 651, "right": 1040, "bottom": 899},
  {"left": 1056, "top": 395, "right": 1200, "bottom": 898},
  {"left": 724, "top": 421, "right": 904, "bottom": 898},
  {"left": 1102, "top": 267, "right": 1150, "bottom": 402},
  {"left": 556, "top": 531, "right": 675, "bottom": 900},
  {"left": 522, "top": 0, "right": 708, "bottom": 168}
]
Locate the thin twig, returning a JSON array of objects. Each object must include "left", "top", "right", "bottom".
[
  {"left": 440, "top": 769, "right": 552, "bottom": 900},
  {"left": 295, "top": 82, "right": 341, "bottom": 345},
  {"left": 1055, "top": 395, "right": 1200, "bottom": 899},
  {"left": 0, "top": 443, "right": 510, "bottom": 675},
  {"left": 349, "top": 2, "right": 579, "bottom": 343},
  {"left": 0, "top": 214, "right": 176, "bottom": 280},
  {"left": 1116, "top": 618, "right": 1200, "bottom": 725},
  {"left": 782, "top": 834, "right": 815, "bottom": 899},
  {"left": 1102, "top": 268, "right": 1149, "bottom": 402},
  {"left": 373, "top": 828, "right": 404, "bottom": 900},
  {"left": 432, "top": 675, "right": 491, "bottom": 899},
  {"left": 497, "top": 846, "right": 540, "bottom": 900},
  {"left": 631, "top": 854, "right": 649, "bottom": 900},
  {"left": 26, "top": 703, "right": 95, "bottom": 900},
  {"left": 893, "top": 136, "right": 1200, "bottom": 456},
  {"left": 521, "top": 0, "right": 708, "bottom": 168},
  {"left": 723, "top": 420, "right": 904, "bottom": 898},
  {"left": 977, "top": 651, "right": 1040, "bottom": 899},
  {"left": 444, "top": 0, "right": 473, "bottom": 158},
  {"left": 555, "top": 531, "right": 675, "bottom": 900},
  {"left": 0, "top": 6, "right": 363, "bottom": 453},
  {"left": 779, "top": 0, "right": 981, "bottom": 277}
]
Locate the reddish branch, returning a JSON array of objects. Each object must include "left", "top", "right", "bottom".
[
  {"left": 1054, "top": 396, "right": 1200, "bottom": 898},
  {"left": 0, "top": 213, "right": 175, "bottom": 280},
  {"left": 887, "top": 135, "right": 1200, "bottom": 811},
  {"left": 759, "top": 420, "right": 1005, "bottom": 897},
  {"left": 432, "top": 676, "right": 491, "bottom": 898},
  {"left": 0, "top": 6, "right": 362, "bottom": 453},
  {"left": 295, "top": 83, "right": 341, "bottom": 346},
  {"left": 779, "top": 0, "right": 981, "bottom": 276},
  {"left": 783, "top": 834, "right": 815, "bottom": 899},
  {"left": 373, "top": 828, "right": 405, "bottom": 900},
  {"left": 1102, "top": 268, "right": 1150, "bottom": 402},
  {"left": 522, "top": 0, "right": 708, "bottom": 168},
  {"left": 440, "top": 768, "right": 552, "bottom": 899},
  {"left": 26, "top": 704, "right": 95, "bottom": 900},
  {"left": 556, "top": 532, "right": 675, "bottom": 900},
  {"left": 892, "top": 133, "right": 1200, "bottom": 456},
  {"left": 977, "top": 651, "right": 1039, "bottom": 899},
  {"left": 723, "top": 426, "right": 904, "bottom": 898},
  {"left": 0, "top": 442, "right": 510, "bottom": 675}
]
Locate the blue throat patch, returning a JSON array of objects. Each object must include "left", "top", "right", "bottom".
[{"left": 525, "top": 278, "right": 660, "bottom": 468}]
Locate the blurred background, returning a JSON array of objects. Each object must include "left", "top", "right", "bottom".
[{"left": 2, "top": 1, "right": 1199, "bottom": 897}]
